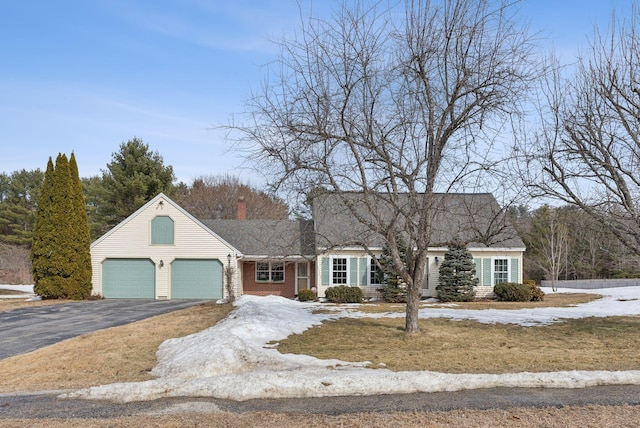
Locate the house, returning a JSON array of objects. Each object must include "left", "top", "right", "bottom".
[
  {"left": 90, "top": 192, "right": 524, "bottom": 300},
  {"left": 311, "top": 192, "right": 525, "bottom": 299}
]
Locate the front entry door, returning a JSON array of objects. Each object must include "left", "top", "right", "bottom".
[{"left": 296, "top": 262, "right": 309, "bottom": 293}]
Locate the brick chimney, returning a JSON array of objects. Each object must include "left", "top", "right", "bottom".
[{"left": 237, "top": 196, "right": 247, "bottom": 220}]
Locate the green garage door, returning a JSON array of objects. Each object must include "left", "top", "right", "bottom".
[
  {"left": 102, "top": 259, "right": 155, "bottom": 298},
  {"left": 171, "top": 259, "right": 223, "bottom": 299}
]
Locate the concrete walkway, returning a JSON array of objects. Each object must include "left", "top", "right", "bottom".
[{"left": 0, "top": 299, "right": 207, "bottom": 359}]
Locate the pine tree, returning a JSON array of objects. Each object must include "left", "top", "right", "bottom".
[{"left": 436, "top": 241, "right": 478, "bottom": 302}]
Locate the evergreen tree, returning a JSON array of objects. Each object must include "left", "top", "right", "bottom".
[
  {"left": 436, "top": 242, "right": 478, "bottom": 302},
  {"left": 31, "top": 158, "right": 58, "bottom": 298},
  {"left": 68, "top": 153, "right": 92, "bottom": 298},
  {"left": 31, "top": 154, "right": 92, "bottom": 299},
  {"left": 376, "top": 231, "right": 409, "bottom": 302},
  {"left": 97, "top": 137, "right": 176, "bottom": 233}
]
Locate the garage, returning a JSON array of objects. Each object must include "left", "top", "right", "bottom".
[
  {"left": 171, "top": 259, "right": 223, "bottom": 299},
  {"left": 102, "top": 259, "right": 155, "bottom": 298}
]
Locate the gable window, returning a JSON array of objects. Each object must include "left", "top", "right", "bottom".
[
  {"left": 332, "top": 257, "right": 348, "bottom": 285},
  {"left": 151, "top": 216, "right": 174, "bottom": 245},
  {"left": 256, "top": 262, "right": 284, "bottom": 283},
  {"left": 493, "top": 258, "right": 509, "bottom": 285},
  {"left": 370, "top": 257, "right": 382, "bottom": 285}
]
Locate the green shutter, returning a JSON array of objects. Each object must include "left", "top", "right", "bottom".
[
  {"left": 511, "top": 258, "right": 519, "bottom": 283},
  {"left": 321, "top": 257, "right": 329, "bottom": 286},
  {"left": 151, "top": 216, "right": 174, "bottom": 245},
  {"left": 474, "top": 258, "right": 481, "bottom": 281},
  {"left": 349, "top": 257, "right": 358, "bottom": 285},
  {"left": 359, "top": 258, "right": 368, "bottom": 285},
  {"left": 483, "top": 258, "right": 491, "bottom": 286}
]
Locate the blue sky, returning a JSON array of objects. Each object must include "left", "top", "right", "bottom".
[{"left": 0, "top": 0, "right": 631, "bottom": 185}]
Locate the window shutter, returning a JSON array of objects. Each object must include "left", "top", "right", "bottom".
[
  {"left": 359, "top": 257, "right": 368, "bottom": 285},
  {"left": 321, "top": 257, "right": 329, "bottom": 286},
  {"left": 483, "top": 258, "right": 491, "bottom": 286},
  {"left": 511, "top": 258, "right": 519, "bottom": 283},
  {"left": 349, "top": 257, "right": 358, "bottom": 285},
  {"left": 473, "top": 258, "right": 481, "bottom": 281}
]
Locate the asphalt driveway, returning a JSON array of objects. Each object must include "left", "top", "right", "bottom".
[{"left": 0, "top": 299, "right": 208, "bottom": 360}]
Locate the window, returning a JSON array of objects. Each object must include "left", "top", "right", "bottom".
[
  {"left": 151, "top": 216, "right": 174, "bottom": 245},
  {"left": 256, "top": 262, "right": 284, "bottom": 283},
  {"left": 332, "top": 257, "right": 347, "bottom": 285},
  {"left": 494, "top": 258, "right": 509, "bottom": 285},
  {"left": 370, "top": 257, "right": 381, "bottom": 285}
]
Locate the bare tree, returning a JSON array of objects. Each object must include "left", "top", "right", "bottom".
[
  {"left": 234, "top": 0, "right": 538, "bottom": 332},
  {"left": 529, "top": 5, "right": 640, "bottom": 256},
  {"left": 528, "top": 206, "right": 568, "bottom": 291},
  {"left": 179, "top": 174, "right": 289, "bottom": 220}
]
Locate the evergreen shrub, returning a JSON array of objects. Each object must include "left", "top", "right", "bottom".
[
  {"left": 325, "top": 285, "right": 363, "bottom": 303},
  {"left": 377, "top": 284, "right": 407, "bottom": 303},
  {"left": 494, "top": 282, "right": 532, "bottom": 302},
  {"left": 297, "top": 288, "right": 316, "bottom": 302}
]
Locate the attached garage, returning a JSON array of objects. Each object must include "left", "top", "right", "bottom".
[
  {"left": 102, "top": 259, "right": 155, "bottom": 298},
  {"left": 171, "top": 259, "right": 223, "bottom": 299}
]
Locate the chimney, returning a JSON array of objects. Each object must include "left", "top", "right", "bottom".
[{"left": 237, "top": 196, "right": 247, "bottom": 220}]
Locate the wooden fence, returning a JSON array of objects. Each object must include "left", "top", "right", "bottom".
[{"left": 540, "top": 278, "right": 640, "bottom": 289}]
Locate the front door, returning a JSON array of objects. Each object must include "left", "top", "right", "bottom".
[{"left": 296, "top": 262, "right": 309, "bottom": 293}]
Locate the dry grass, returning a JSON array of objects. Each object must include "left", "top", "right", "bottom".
[
  {"left": 0, "top": 298, "right": 73, "bottom": 311},
  {"left": 277, "top": 314, "right": 640, "bottom": 373},
  {"left": 1, "top": 294, "right": 639, "bottom": 425},
  {"left": 0, "top": 301, "right": 233, "bottom": 393},
  {"left": 351, "top": 292, "right": 601, "bottom": 313},
  {"left": 1, "top": 405, "right": 640, "bottom": 427}
]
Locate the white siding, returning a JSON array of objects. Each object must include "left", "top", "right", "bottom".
[
  {"left": 91, "top": 195, "right": 237, "bottom": 299},
  {"left": 317, "top": 248, "right": 524, "bottom": 300}
]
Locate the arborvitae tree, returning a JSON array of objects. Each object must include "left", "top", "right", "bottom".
[
  {"left": 31, "top": 157, "right": 58, "bottom": 298},
  {"left": 31, "top": 154, "right": 92, "bottom": 299},
  {"left": 68, "top": 153, "right": 92, "bottom": 299},
  {"left": 436, "top": 242, "right": 478, "bottom": 302}
]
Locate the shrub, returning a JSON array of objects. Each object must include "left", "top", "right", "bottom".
[
  {"left": 493, "top": 282, "right": 532, "bottom": 302},
  {"left": 325, "top": 285, "right": 363, "bottom": 303},
  {"left": 525, "top": 280, "right": 545, "bottom": 301},
  {"left": 297, "top": 288, "right": 316, "bottom": 302},
  {"left": 377, "top": 285, "right": 407, "bottom": 303}
]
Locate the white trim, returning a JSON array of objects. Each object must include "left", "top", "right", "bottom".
[
  {"left": 295, "top": 261, "right": 309, "bottom": 294},
  {"left": 368, "top": 256, "right": 383, "bottom": 286},
  {"left": 91, "top": 193, "right": 243, "bottom": 257},
  {"left": 491, "top": 256, "right": 510, "bottom": 285},
  {"left": 330, "top": 256, "right": 349, "bottom": 286},
  {"left": 255, "top": 261, "right": 285, "bottom": 283}
]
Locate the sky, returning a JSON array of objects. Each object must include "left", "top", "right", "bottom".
[{"left": 0, "top": 0, "right": 633, "bottom": 186}]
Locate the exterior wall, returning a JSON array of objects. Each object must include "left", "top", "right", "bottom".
[
  {"left": 316, "top": 248, "right": 524, "bottom": 300},
  {"left": 241, "top": 261, "right": 296, "bottom": 298},
  {"left": 91, "top": 196, "right": 237, "bottom": 299}
]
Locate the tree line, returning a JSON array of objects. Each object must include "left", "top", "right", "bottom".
[{"left": 0, "top": 137, "right": 289, "bottom": 249}]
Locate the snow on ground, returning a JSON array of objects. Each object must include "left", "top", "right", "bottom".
[
  {"left": 0, "top": 284, "right": 38, "bottom": 300},
  {"left": 64, "top": 286, "right": 640, "bottom": 403}
]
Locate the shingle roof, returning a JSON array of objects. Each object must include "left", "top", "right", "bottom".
[
  {"left": 201, "top": 219, "right": 315, "bottom": 258},
  {"left": 312, "top": 192, "right": 525, "bottom": 250}
]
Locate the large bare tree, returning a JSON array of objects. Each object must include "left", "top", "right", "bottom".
[
  {"left": 529, "top": 5, "right": 640, "bottom": 256},
  {"left": 235, "top": 0, "right": 538, "bottom": 332}
]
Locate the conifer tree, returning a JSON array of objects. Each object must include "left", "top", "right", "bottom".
[
  {"left": 31, "top": 157, "right": 58, "bottom": 298},
  {"left": 68, "top": 153, "right": 92, "bottom": 298},
  {"left": 31, "top": 154, "right": 92, "bottom": 299},
  {"left": 436, "top": 241, "right": 478, "bottom": 302}
]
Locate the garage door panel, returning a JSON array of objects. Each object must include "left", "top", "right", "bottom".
[
  {"left": 103, "top": 259, "right": 155, "bottom": 298},
  {"left": 171, "top": 259, "right": 223, "bottom": 299}
]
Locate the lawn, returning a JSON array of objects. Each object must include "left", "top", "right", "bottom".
[{"left": 1, "top": 293, "right": 639, "bottom": 427}]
